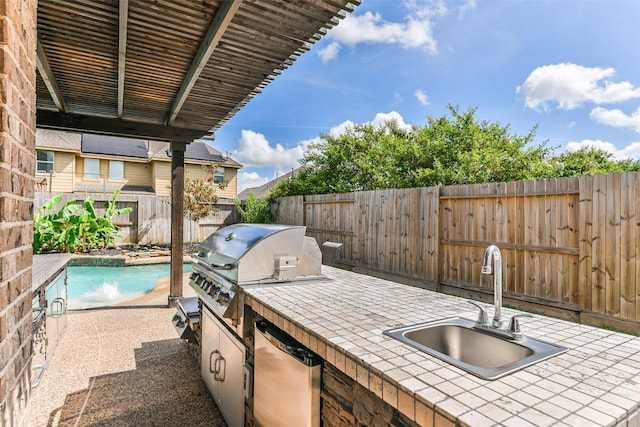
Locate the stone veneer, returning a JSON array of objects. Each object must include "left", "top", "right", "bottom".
[
  {"left": 0, "top": 0, "right": 38, "bottom": 425},
  {"left": 323, "top": 363, "right": 418, "bottom": 427}
]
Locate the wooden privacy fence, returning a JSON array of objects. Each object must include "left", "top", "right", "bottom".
[
  {"left": 272, "top": 173, "right": 640, "bottom": 332},
  {"left": 34, "top": 192, "right": 240, "bottom": 244}
]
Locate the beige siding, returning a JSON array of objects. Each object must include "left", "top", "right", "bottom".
[
  {"left": 220, "top": 168, "right": 238, "bottom": 199},
  {"left": 125, "top": 162, "right": 153, "bottom": 186},
  {"left": 183, "top": 163, "right": 239, "bottom": 199},
  {"left": 35, "top": 151, "right": 75, "bottom": 193},
  {"left": 153, "top": 161, "right": 172, "bottom": 196},
  {"left": 185, "top": 163, "right": 209, "bottom": 180}
]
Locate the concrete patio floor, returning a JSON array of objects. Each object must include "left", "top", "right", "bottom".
[{"left": 30, "top": 273, "right": 227, "bottom": 427}]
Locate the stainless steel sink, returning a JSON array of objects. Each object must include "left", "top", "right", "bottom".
[{"left": 383, "top": 317, "right": 567, "bottom": 380}]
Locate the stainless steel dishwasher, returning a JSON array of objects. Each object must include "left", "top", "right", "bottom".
[{"left": 254, "top": 320, "right": 322, "bottom": 427}]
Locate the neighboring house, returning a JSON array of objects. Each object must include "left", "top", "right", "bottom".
[
  {"left": 238, "top": 167, "right": 302, "bottom": 200},
  {"left": 35, "top": 129, "right": 242, "bottom": 199}
]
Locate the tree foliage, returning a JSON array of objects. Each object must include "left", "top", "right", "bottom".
[
  {"left": 547, "top": 147, "right": 640, "bottom": 177},
  {"left": 235, "top": 191, "right": 273, "bottom": 223},
  {"left": 34, "top": 190, "right": 133, "bottom": 253},
  {"left": 180, "top": 163, "right": 226, "bottom": 222},
  {"left": 270, "top": 105, "right": 639, "bottom": 197}
]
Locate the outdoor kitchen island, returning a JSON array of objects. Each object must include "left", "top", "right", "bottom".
[{"left": 240, "top": 265, "right": 640, "bottom": 427}]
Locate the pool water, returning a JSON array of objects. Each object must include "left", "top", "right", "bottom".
[{"left": 67, "top": 263, "right": 192, "bottom": 310}]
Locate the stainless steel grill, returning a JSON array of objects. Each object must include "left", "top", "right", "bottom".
[
  {"left": 172, "top": 297, "right": 200, "bottom": 342},
  {"left": 189, "top": 224, "right": 323, "bottom": 334}
]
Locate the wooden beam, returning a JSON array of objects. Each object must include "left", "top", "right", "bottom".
[
  {"left": 36, "top": 37, "right": 68, "bottom": 113},
  {"left": 166, "top": 0, "right": 242, "bottom": 126},
  {"left": 169, "top": 141, "right": 187, "bottom": 305},
  {"left": 37, "top": 110, "right": 209, "bottom": 142},
  {"left": 117, "top": 0, "right": 129, "bottom": 118}
]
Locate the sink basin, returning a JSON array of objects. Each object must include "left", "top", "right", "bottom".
[{"left": 383, "top": 317, "right": 567, "bottom": 380}]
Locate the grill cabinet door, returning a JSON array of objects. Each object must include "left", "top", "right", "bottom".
[{"left": 201, "top": 308, "right": 244, "bottom": 427}]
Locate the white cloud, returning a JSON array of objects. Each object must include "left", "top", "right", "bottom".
[
  {"left": 237, "top": 171, "right": 271, "bottom": 193},
  {"left": 318, "top": 1, "right": 447, "bottom": 63},
  {"left": 318, "top": 41, "right": 341, "bottom": 63},
  {"left": 566, "top": 139, "right": 640, "bottom": 160},
  {"left": 370, "top": 111, "right": 413, "bottom": 131},
  {"left": 517, "top": 63, "right": 640, "bottom": 111},
  {"left": 232, "top": 129, "right": 306, "bottom": 170},
  {"left": 589, "top": 106, "right": 640, "bottom": 133},
  {"left": 414, "top": 89, "right": 430, "bottom": 106}
]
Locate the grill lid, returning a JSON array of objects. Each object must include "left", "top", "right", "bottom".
[{"left": 194, "top": 224, "right": 320, "bottom": 284}]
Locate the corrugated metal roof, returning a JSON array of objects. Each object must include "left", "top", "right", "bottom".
[{"left": 36, "top": 0, "right": 360, "bottom": 142}]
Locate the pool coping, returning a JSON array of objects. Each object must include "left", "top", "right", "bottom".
[{"left": 69, "top": 255, "right": 192, "bottom": 267}]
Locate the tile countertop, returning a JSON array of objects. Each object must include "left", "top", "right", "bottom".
[
  {"left": 32, "top": 253, "right": 72, "bottom": 291},
  {"left": 243, "top": 266, "right": 640, "bottom": 427}
]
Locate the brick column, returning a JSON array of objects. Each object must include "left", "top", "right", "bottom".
[{"left": 0, "top": 0, "right": 38, "bottom": 426}]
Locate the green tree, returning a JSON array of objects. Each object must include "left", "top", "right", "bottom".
[
  {"left": 548, "top": 147, "right": 640, "bottom": 177},
  {"left": 235, "top": 192, "right": 273, "bottom": 223},
  {"left": 167, "top": 163, "right": 226, "bottom": 222},
  {"left": 271, "top": 105, "right": 551, "bottom": 196}
]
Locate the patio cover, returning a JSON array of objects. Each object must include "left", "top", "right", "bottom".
[{"left": 35, "top": 0, "right": 360, "bottom": 301}]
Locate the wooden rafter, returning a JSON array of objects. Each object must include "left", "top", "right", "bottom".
[
  {"left": 117, "top": 0, "right": 129, "bottom": 118},
  {"left": 37, "top": 111, "right": 207, "bottom": 142},
  {"left": 36, "top": 37, "right": 68, "bottom": 113},
  {"left": 165, "top": 0, "right": 242, "bottom": 126}
]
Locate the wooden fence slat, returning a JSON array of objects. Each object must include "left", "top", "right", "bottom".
[
  {"left": 592, "top": 174, "right": 606, "bottom": 314},
  {"left": 636, "top": 173, "right": 640, "bottom": 321},
  {"left": 578, "top": 175, "right": 593, "bottom": 312},
  {"left": 620, "top": 172, "right": 636, "bottom": 320},
  {"left": 606, "top": 173, "right": 621, "bottom": 316}
]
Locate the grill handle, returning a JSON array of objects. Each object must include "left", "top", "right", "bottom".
[
  {"left": 192, "top": 254, "right": 235, "bottom": 270},
  {"left": 209, "top": 262, "right": 235, "bottom": 270}
]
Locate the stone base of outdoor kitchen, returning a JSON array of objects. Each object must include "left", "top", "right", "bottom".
[{"left": 322, "top": 364, "right": 418, "bottom": 427}]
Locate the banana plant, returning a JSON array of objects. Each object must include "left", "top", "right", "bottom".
[{"left": 33, "top": 191, "right": 132, "bottom": 254}]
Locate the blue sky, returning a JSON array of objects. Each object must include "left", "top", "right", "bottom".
[{"left": 210, "top": 0, "right": 640, "bottom": 193}]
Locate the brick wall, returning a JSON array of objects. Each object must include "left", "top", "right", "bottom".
[{"left": 0, "top": 0, "right": 38, "bottom": 425}]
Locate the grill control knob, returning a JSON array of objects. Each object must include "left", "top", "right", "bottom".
[{"left": 217, "top": 292, "right": 230, "bottom": 306}]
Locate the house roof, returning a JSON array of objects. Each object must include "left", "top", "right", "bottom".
[
  {"left": 82, "top": 134, "right": 149, "bottom": 159},
  {"left": 36, "top": 0, "right": 360, "bottom": 142},
  {"left": 35, "top": 129, "right": 81, "bottom": 152},
  {"left": 36, "top": 129, "right": 242, "bottom": 167},
  {"left": 238, "top": 166, "right": 302, "bottom": 200}
]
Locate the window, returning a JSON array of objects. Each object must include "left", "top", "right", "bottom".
[
  {"left": 109, "top": 160, "right": 124, "bottom": 181},
  {"left": 214, "top": 167, "right": 225, "bottom": 184},
  {"left": 36, "top": 150, "right": 54, "bottom": 173},
  {"left": 84, "top": 158, "right": 100, "bottom": 180}
]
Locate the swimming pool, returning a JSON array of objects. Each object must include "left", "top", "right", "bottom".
[{"left": 67, "top": 263, "right": 192, "bottom": 310}]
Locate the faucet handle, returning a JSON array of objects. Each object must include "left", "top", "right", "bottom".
[
  {"left": 466, "top": 300, "right": 490, "bottom": 326},
  {"left": 508, "top": 313, "right": 534, "bottom": 339}
]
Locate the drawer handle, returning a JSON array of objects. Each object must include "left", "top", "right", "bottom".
[
  {"left": 51, "top": 298, "right": 65, "bottom": 318},
  {"left": 214, "top": 354, "right": 226, "bottom": 382},
  {"left": 209, "top": 349, "right": 220, "bottom": 374}
]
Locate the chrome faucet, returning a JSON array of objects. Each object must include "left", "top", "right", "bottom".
[{"left": 481, "top": 245, "right": 503, "bottom": 328}]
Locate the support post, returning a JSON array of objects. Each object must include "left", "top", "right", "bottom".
[{"left": 169, "top": 141, "right": 188, "bottom": 306}]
